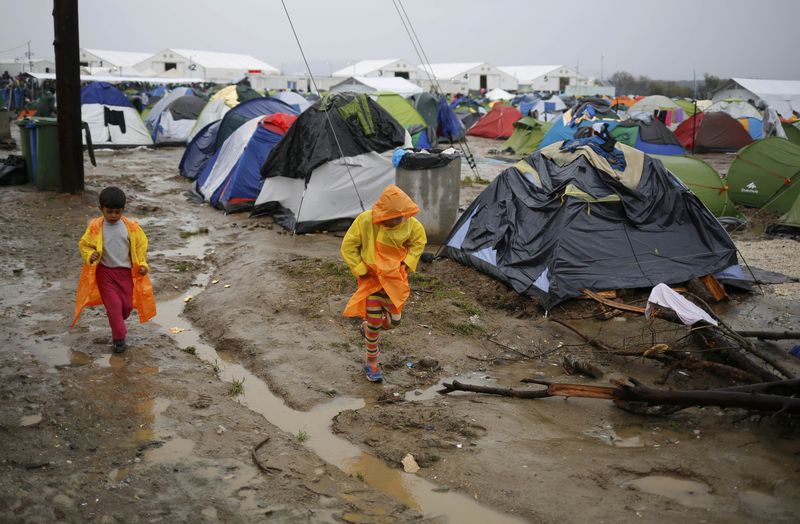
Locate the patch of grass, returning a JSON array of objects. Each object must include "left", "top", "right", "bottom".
[
  {"left": 211, "top": 359, "right": 220, "bottom": 375},
  {"left": 181, "top": 346, "right": 197, "bottom": 355},
  {"left": 175, "top": 261, "right": 190, "bottom": 272},
  {"left": 296, "top": 429, "right": 310, "bottom": 443},
  {"left": 355, "top": 472, "right": 365, "bottom": 481},
  {"left": 179, "top": 227, "right": 209, "bottom": 238},
  {"left": 229, "top": 378, "right": 245, "bottom": 397},
  {"left": 449, "top": 321, "right": 484, "bottom": 337},
  {"left": 462, "top": 175, "right": 490, "bottom": 186},
  {"left": 453, "top": 300, "right": 481, "bottom": 317}
]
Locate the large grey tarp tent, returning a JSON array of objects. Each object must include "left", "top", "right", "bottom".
[{"left": 441, "top": 142, "right": 739, "bottom": 310}]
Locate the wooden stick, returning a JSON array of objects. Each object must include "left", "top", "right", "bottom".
[
  {"left": 438, "top": 380, "right": 549, "bottom": 398},
  {"left": 735, "top": 330, "right": 800, "bottom": 341},
  {"left": 252, "top": 437, "right": 283, "bottom": 474}
]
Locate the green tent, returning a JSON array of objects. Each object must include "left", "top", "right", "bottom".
[
  {"left": 653, "top": 155, "right": 737, "bottom": 217},
  {"left": 673, "top": 98, "right": 699, "bottom": 116},
  {"left": 500, "top": 117, "right": 552, "bottom": 155},
  {"left": 782, "top": 122, "right": 800, "bottom": 146},
  {"left": 727, "top": 137, "right": 800, "bottom": 213},
  {"left": 782, "top": 195, "right": 800, "bottom": 226},
  {"left": 375, "top": 93, "right": 426, "bottom": 129}
]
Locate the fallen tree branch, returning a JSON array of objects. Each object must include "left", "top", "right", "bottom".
[
  {"left": 561, "top": 353, "right": 607, "bottom": 379},
  {"left": 735, "top": 330, "right": 800, "bottom": 341},
  {"left": 438, "top": 380, "right": 548, "bottom": 398},
  {"left": 252, "top": 437, "right": 283, "bottom": 474},
  {"left": 548, "top": 318, "right": 620, "bottom": 353}
]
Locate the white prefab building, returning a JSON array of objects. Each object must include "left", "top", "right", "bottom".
[
  {"left": 79, "top": 49, "right": 153, "bottom": 76},
  {"left": 0, "top": 58, "right": 56, "bottom": 76},
  {"left": 418, "top": 63, "right": 517, "bottom": 94},
  {"left": 247, "top": 74, "right": 339, "bottom": 94},
  {"left": 499, "top": 65, "right": 583, "bottom": 93},
  {"left": 332, "top": 59, "right": 424, "bottom": 81},
  {"left": 134, "top": 49, "right": 279, "bottom": 83}
]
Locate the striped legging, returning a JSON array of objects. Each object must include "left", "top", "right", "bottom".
[{"left": 364, "top": 293, "right": 402, "bottom": 361}]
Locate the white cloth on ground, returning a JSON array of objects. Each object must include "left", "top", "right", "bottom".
[{"left": 644, "top": 283, "right": 718, "bottom": 326}]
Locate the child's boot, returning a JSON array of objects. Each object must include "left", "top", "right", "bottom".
[{"left": 113, "top": 339, "right": 127, "bottom": 353}]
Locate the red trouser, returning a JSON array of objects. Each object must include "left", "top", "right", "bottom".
[{"left": 96, "top": 264, "right": 133, "bottom": 341}]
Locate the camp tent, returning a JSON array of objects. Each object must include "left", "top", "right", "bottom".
[
  {"left": 179, "top": 97, "right": 299, "bottom": 179},
  {"left": 486, "top": 88, "right": 513, "bottom": 102},
  {"left": 271, "top": 91, "right": 312, "bottom": 113},
  {"left": 782, "top": 122, "right": 800, "bottom": 146},
  {"left": 727, "top": 137, "right": 800, "bottom": 213},
  {"left": 766, "top": 195, "right": 800, "bottom": 236},
  {"left": 539, "top": 98, "right": 619, "bottom": 149},
  {"left": 652, "top": 154, "right": 736, "bottom": 217},
  {"left": 467, "top": 103, "right": 523, "bottom": 139},
  {"left": 609, "top": 116, "right": 686, "bottom": 156},
  {"left": 500, "top": 117, "right": 552, "bottom": 155},
  {"left": 188, "top": 84, "right": 262, "bottom": 142},
  {"left": 412, "top": 92, "right": 465, "bottom": 142},
  {"left": 628, "top": 95, "right": 686, "bottom": 126},
  {"left": 441, "top": 142, "right": 738, "bottom": 310},
  {"left": 528, "top": 96, "right": 566, "bottom": 122},
  {"left": 374, "top": 92, "right": 430, "bottom": 147},
  {"left": 252, "top": 93, "right": 408, "bottom": 233},
  {"left": 674, "top": 112, "right": 753, "bottom": 153},
  {"left": 329, "top": 77, "right": 423, "bottom": 97},
  {"left": 151, "top": 94, "right": 206, "bottom": 144},
  {"left": 195, "top": 113, "right": 296, "bottom": 213},
  {"left": 706, "top": 99, "right": 762, "bottom": 139},
  {"left": 80, "top": 82, "right": 153, "bottom": 147},
  {"left": 145, "top": 87, "right": 193, "bottom": 132},
  {"left": 673, "top": 98, "right": 699, "bottom": 116}
]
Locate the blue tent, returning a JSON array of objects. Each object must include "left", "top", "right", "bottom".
[
  {"left": 80, "top": 82, "right": 133, "bottom": 107},
  {"left": 178, "top": 97, "right": 298, "bottom": 179},
  {"left": 148, "top": 85, "right": 167, "bottom": 98},
  {"left": 210, "top": 121, "right": 290, "bottom": 212}
]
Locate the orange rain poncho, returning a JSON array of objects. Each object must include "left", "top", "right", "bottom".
[
  {"left": 72, "top": 216, "right": 156, "bottom": 327},
  {"left": 341, "top": 185, "right": 427, "bottom": 319}
]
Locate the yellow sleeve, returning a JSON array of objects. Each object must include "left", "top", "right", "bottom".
[
  {"left": 132, "top": 226, "right": 149, "bottom": 271},
  {"left": 402, "top": 218, "right": 427, "bottom": 272},
  {"left": 341, "top": 214, "right": 368, "bottom": 277},
  {"left": 78, "top": 226, "right": 96, "bottom": 264}
]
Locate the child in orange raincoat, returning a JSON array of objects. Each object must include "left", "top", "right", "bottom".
[
  {"left": 72, "top": 187, "right": 156, "bottom": 353},
  {"left": 341, "top": 185, "right": 427, "bottom": 382}
]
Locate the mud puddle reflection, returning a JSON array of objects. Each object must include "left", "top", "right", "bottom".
[{"left": 154, "top": 241, "right": 524, "bottom": 523}]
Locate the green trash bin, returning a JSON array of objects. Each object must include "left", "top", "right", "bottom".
[
  {"left": 15, "top": 118, "right": 34, "bottom": 184},
  {"left": 26, "top": 117, "right": 61, "bottom": 191}
]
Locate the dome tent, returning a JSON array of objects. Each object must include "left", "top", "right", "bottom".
[
  {"left": 674, "top": 112, "right": 752, "bottom": 153},
  {"left": 467, "top": 103, "right": 523, "bottom": 139},
  {"left": 252, "top": 93, "right": 408, "bottom": 233},
  {"left": 652, "top": 155, "right": 736, "bottom": 217},
  {"left": 195, "top": 113, "right": 297, "bottom": 213},
  {"left": 609, "top": 115, "right": 686, "bottom": 156},
  {"left": 727, "top": 137, "right": 800, "bottom": 213},
  {"left": 441, "top": 142, "right": 738, "bottom": 310},
  {"left": 151, "top": 94, "right": 206, "bottom": 144},
  {"left": 80, "top": 82, "right": 152, "bottom": 147},
  {"left": 188, "top": 84, "right": 262, "bottom": 142},
  {"left": 500, "top": 117, "right": 552, "bottom": 156}
]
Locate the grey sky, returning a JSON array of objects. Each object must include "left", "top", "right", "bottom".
[{"left": 2, "top": 0, "right": 798, "bottom": 80}]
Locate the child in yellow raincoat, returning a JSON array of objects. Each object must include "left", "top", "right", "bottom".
[
  {"left": 341, "top": 185, "right": 427, "bottom": 382},
  {"left": 72, "top": 187, "right": 156, "bottom": 353}
]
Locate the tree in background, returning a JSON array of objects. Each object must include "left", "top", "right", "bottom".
[{"left": 609, "top": 71, "right": 728, "bottom": 99}]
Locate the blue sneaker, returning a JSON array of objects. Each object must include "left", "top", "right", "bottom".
[{"left": 363, "top": 363, "right": 383, "bottom": 382}]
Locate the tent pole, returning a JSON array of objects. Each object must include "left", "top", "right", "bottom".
[{"left": 691, "top": 99, "right": 697, "bottom": 155}]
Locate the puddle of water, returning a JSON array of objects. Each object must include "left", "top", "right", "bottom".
[
  {"left": 585, "top": 424, "right": 686, "bottom": 448},
  {"left": 152, "top": 234, "right": 211, "bottom": 259},
  {"left": 20, "top": 414, "right": 43, "bottom": 427},
  {"left": 624, "top": 475, "right": 714, "bottom": 509},
  {"left": 156, "top": 267, "right": 525, "bottom": 523},
  {"left": 739, "top": 490, "right": 784, "bottom": 518},
  {"left": 93, "top": 353, "right": 127, "bottom": 369},
  {"left": 143, "top": 437, "right": 195, "bottom": 463},
  {"left": 107, "top": 467, "right": 129, "bottom": 482}
]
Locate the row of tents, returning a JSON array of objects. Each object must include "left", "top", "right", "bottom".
[{"left": 77, "top": 81, "right": 800, "bottom": 310}]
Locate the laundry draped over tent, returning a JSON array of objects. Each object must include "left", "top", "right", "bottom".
[
  {"left": 441, "top": 142, "right": 738, "bottom": 310},
  {"left": 80, "top": 82, "right": 153, "bottom": 147}
]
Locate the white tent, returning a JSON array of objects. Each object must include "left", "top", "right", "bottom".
[
  {"left": 721, "top": 78, "right": 800, "bottom": 118},
  {"left": 329, "top": 76, "right": 422, "bottom": 97},
  {"left": 81, "top": 104, "right": 152, "bottom": 147},
  {"left": 486, "top": 88, "right": 513, "bottom": 101},
  {"left": 705, "top": 99, "right": 762, "bottom": 119},
  {"left": 271, "top": 91, "right": 312, "bottom": 112},
  {"left": 254, "top": 152, "right": 394, "bottom": 233}
]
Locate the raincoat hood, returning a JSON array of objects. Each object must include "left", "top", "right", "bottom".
[{"left": 371, "top": 184, "right": 419, "bottom": 224}]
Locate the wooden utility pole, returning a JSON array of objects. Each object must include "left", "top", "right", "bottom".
[{"left": 52, "top": 0, "right": 83, "bottom": 193}]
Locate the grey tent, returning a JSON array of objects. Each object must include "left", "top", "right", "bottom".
[{"left": 441, "top": 142, "right": 739, "bottom": 310}]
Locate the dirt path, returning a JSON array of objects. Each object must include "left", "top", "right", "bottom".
[{"left": 1, "top": 142, "right": 799, "bottom": 523}]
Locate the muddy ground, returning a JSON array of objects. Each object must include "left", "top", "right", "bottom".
[{"left": 1, "top": 135, "right": 799, "bottom": 523}]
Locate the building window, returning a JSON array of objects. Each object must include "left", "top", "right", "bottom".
[
  {"left": 395, "top": 71, "right": 409, "bottom": 79},
  {"left": 80, "top": 61, "right": 88, "bottom": 67},
  {"left": 165, "top": 62, "right": 177, "bottom": 71}
]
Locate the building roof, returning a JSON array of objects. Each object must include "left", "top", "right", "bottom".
[
  {"left": 732, "top": 78, "right": 800, "bottom": 117},
  {"left": 498, "top": 65, "right": 563, "bottom": 82},
  {"left": 168, "top": 49, "right": 279, "bottom": 73},
  {"left": 419, "top": 63, "right": 484, "bottom": 80},
  {"left": 82, "top": 49, "right": 153, "bottom": 68},
  {"left": 332, "top": 59, "right": 404, "bottom": 77}
]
